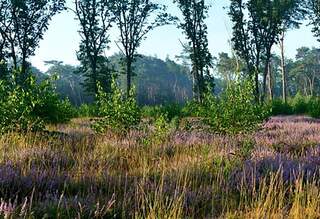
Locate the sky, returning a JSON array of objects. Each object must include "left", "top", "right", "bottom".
[{"left": 30, "top": 0, "right": 319, "bottom": 72}]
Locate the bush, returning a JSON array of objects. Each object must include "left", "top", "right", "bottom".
[
  {"left": 141, "top": 103, "right": 183, "bottom": 121},
  {"left": 290, "top": 92, "right": 309, "bottom": 114},
  {"left": 0, "top": 80, "right": 43, "bottom": 133},
  {"left": 271, "top": 99, "right": 293, "bottom": 115},
  {"left": 31, "top": 79, "right": 76, "bottom": 124},
  {"left": 92, "top": 79, "right": 141, "bottom": 134},
  {"left": 307, "top": 97, "right": 320, "bottom": 118},
  {"left": 77, "top": 104, "right": 98, "bottom": 118},
  {"left": 185, "top": 80, "right": 270, "bottom": 134},
  {"left": 0, "top": 73, "right": 75, "bottom": 133}
]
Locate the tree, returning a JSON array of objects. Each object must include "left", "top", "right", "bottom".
[
  {"left": 174, "top": 0, "right": 213, "bottom": 103},
  {"left": 113, "top": 0, "right": 176, "bottom": 97},
  {"left": 216, "top": 52, "right": 242, "bottom": 85},
  {"left": 229, "top": 0, "right": 306, "bottom": 102},
  {"left": 278, "top": 0, "right": 306, "bottom": 103},
  {"left": 0, "top": 0, "right": 65, "bottom": 86},
  {"left": 74, "top": 0, "right": 114, "bottom": 96},
  {"left": 229, "top": 0, "right": 263, "bottom": 101},
  {"left": 309, "top": 0, "right": 320, "bottom": 41},
  {"left": 289, "top": 47, "right": 320, "bottom": 96}
]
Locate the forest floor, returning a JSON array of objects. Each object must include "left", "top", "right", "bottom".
[{"left": 0, "top": 115, "right": 319, "bottom": 218}]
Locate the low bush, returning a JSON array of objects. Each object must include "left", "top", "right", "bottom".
[
  {"left": 141, "top": 103, "right": 183, "bottom": 121},
  {"left": 76, "top": 104, "right": 98, "bottom": 118},
  {"left": 92, "top": 79, "right": 141, "bottom": 134},
  {"left": 184, "top": 80, "right": 270, "bottom": 134},
  {"left": 0, "top": 73, "right": 75, "bottom": 133},
  {"left": 290, "top": 92, "right": 309, "bottom": 114},
  {"left": 308, "top": 97, "right": 320, "bottom": 118},
  {"left": 270, "top": 99, "right": 293, "bottom": 115}
]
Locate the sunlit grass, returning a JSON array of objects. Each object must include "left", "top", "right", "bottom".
[{"left": 0, "top": 116, "right": 319, "bottom": 218}]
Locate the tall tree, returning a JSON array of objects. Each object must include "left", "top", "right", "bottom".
[
  {"left": 113, "top": 0, "right": 175, "bottom": 97},
  {"left": 309, "top": 0, "right": 320, "bottom": 41},
  {"left": 278, "top": 0, "right": 306, "bottom": 103},
  {"left": 0, "top": 0, "right": 65, "bottom": 85},
  {"left": 229, "top": 0, "right": 306, "bottom": 102},
  {"left": 74, "top": 0, "right": 114, "bottom": 96},
  {"left": 290, "top": 47, "right": 320, "bottom": 96},
  {"left": 229, "top": 0, "right": 263, "bottom": 101},
  {"left": 174, "top": 0, "right": 213, "bottom": 103}
]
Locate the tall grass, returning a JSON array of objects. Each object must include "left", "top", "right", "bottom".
[{"left": 0, "top": 117, "right": 319, "bottom": 218}]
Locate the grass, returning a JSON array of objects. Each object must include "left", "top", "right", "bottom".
[{"left": 0, "top": 116, "right": 319, "bottom": 218}]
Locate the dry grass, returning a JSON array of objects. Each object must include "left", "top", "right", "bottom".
[{"left": 0, "top": 116, "right": 319, "bottom": 218}]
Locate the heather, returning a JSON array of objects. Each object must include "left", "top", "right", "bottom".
[{"left": 0, "top": 115, "right": 319, "bottom": 218}]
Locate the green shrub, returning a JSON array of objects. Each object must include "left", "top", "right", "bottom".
[
  {"left": 271, "top": 99, "right": 293, "bottom": 115},
  {"left": 290, "top": 92, "right": 309, "bottom": 114},
  {"left": 0, "top": 80, "right": 43, "bottom": 133},
  {"left": 307, "top": 97, "right": 320, "bottom": 118},
  {"left": 186, "top": 80, "right": 270, "bottom": 134},
  {"left": 92, "top": 79, "right": 141, "bottom": 134},
  {"left": 0, "top": 72, "right": 75, "bottom": 133},
  {"left": 141, "top": 103, "right": 183, "bottom": 121},
  {"left": 77, "top": 104, "right": 98, "bottom": 118},
  {"left": 32, "top": 79, "right": 76, "bottom": 124}
]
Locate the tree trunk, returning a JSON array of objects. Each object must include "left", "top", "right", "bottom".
[
  {"left": 262, "top": 63, "right": 268, "bottom": 102},
  {"left": 126, "top": 59, "right": 132, "bottom": 98},
  {"left": 254, "top": 69, "right": 259, "bottom": 103},
  {"left": 280, "top": 31, "right": 287, "bottom": 103},
  {"left": 268, "top": 61, "right": 273, "bottom": 101},
  {"left": 92, "top": 59, "right": 98, "bottom": 96}
]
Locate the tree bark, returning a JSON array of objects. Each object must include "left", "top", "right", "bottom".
[
  {"left": 126, "top": 58, "right": 132, "bottom": 98},
  {"left": 280, "top": 31, "right": 287, "bottom": 103},
  {"left": 268, "top": 61, "right": 273, "bottom": 101}
]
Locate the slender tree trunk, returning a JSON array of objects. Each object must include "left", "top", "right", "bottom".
[
  {"left": 262, "top": 49, "right": 272, "bottom": 102},
  {"left": 10, "top": 42, "right": 17, "bottom": 70},
  {"left": 254, "top": 69, "right": 259, "bottom": 103},
  {"left": 280, "top": 31, "right": 287, "bottom": 103},
  {"left": 91, "top": 57, "right": 98, "bottom": 97},
  {"left": 268, "top": 61, "right": 273, "bottom": 101},
  {"left": 126, "top": 59, "right": 132, "bottom": 97}
]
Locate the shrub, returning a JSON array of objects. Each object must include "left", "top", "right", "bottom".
[
  {"left": 31, "top": 79, "right": 76, "bottom": 124},
  {"left": 186, "top": 80, "right": 270, "bottom": 134},
  {"left": 271, "top": 99, "right": 293, "bottom": 115},
  {"left": 141, "top": 103, "right": 183, "bottom": 121},
  {"left": 0, "top": 79, "right": 44, "bottom": 133},
  {"left": 92, "top": 79, "right": 141, "bottom": 134},
  {"left": 307, "top": 97, "right": 320, "bottom": 118},
  {"left": 0, "top": 73, "right": 75, "bottom": 133},
  {"left": 290, "top": 92, "right": 309, "bottom": 114},
  {"left": 77, "top": 104, "right": 98, "bottom": 118}
]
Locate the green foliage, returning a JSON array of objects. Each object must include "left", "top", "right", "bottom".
[
  {"left": 32, "top": 80, "right": 76, "bottom": 124},
  {"left": 271, "top": 99, "right": 293, "bottom": 115},
  {"left": 290, "top": 92, "right": 309, "bottom": 114},
  {"left": 271, "top": 95, "right": 320, "bottom": 118},
  {"left": 308, "top": 97, "right": 320, "bottom": 118},
  {"left": 141, "top": 104, "right": 183, "bottom": 121},
  {"left": 0, "top": 79, "right": 43, "bottom": 133},
  {"left": 93, "top": 79, "right": 141, "bottom": 134},
  {"left": 0, "top": 73, "right": 74, "bottom": 133},
  {"left": 186, "top": 80, "right": 270, "bottom": 134},
  {"left": 76, "top": 104, "right": 97, "bottom": 118}
]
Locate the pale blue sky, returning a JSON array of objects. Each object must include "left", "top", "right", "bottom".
[{"left": 30, "top": 0, "right": 319, "bottom": 72}]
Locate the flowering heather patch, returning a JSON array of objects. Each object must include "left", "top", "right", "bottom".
[
  {"left": 0, "top": 116, "right": 319, "bottom": 218},
  {"left": 256, "top": 116, "right": 320, "bottom": 153}
]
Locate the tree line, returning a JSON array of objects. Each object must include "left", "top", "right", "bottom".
[{"left": 0, "top": 0, "right": 320, "bottom": 105}]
